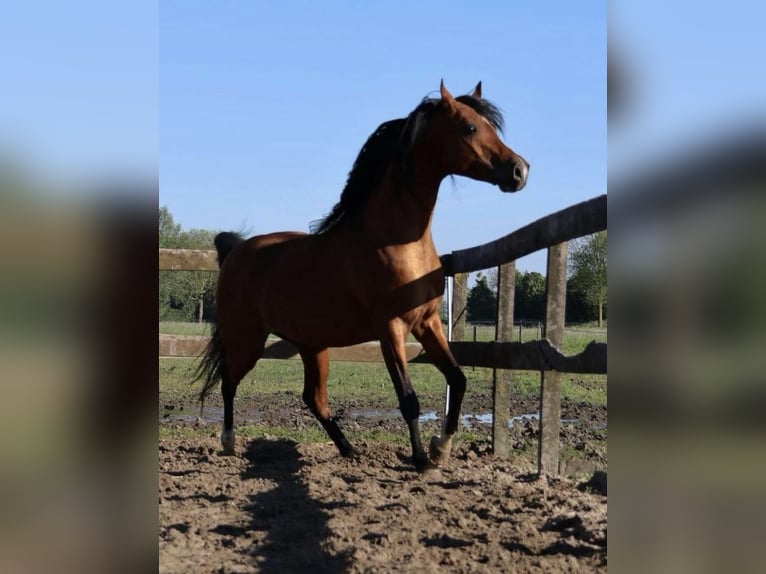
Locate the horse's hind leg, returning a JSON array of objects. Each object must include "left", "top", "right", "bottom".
[
  {"left": 298, "top": 346, "right": 355, "bottom": 457},
  {"left": 220, "top": 333, "right": 267, "bottom": 455},
  {"left": 220, "top": 370, "right": 238, "bottom": 455}
]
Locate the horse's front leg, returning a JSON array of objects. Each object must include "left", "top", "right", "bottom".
[
  {"left": 379, "top": 321, "right": 434, "bottom": 472},
  {"left": 412, "top": 315, "right": 467, "bottom": 465}
]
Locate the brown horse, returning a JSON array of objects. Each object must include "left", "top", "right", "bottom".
[{"left": 195, "top": 81, "right": 529, "bottom": 471}]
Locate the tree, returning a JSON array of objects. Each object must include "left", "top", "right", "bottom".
[
  {"left": 159, "top": 207, "right": 219, "bottom": 322},
  {"left": 466, "top": 275, "right": 497, "bottom": 323},
  {"left": 159, "top": 205, "right": 181, "bottom": 247},
  {"left": 565, "top": 279, "right": 592, "bottom": 323},
  {"left": 159, "top": 206, "right": 181, "bottom": 318},
  {"left": 175, "top": 228, "right": 219, "bottom": 322},
  {"left": 515, "top": 271, "right": 546, "bottom": 322},
  {"left": 569, "top": 231, "right": 607, "bottom": 327},
  {"left": 480, "top": 268, "right": 498, "bottom": 293}
]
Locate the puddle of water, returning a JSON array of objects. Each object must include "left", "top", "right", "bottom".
[
  {"left": 160, "top": 406, "right": 264, "bottom": 424},
  {"left": 352, "top": 409, "right": 553, "bottom": 429},
  {"left": 162, "top": 405, "right": 593, "bottom": 430}
]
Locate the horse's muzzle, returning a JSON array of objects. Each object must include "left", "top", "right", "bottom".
[{"left": 496, "top": 158, "right": 529, "bottom": 192}]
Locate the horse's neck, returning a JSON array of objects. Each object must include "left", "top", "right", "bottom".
[{"left": 360, "top": 167, "right": 443, "bottom": 246}]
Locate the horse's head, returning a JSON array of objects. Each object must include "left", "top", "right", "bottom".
[{"left": 429, "top": 81, "right": 529, "bottom": 193}]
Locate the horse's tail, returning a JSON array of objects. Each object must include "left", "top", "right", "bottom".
[
  {"left": 194, "top": 325, "right": 226, "bottom": 405},
  {"left": 193, "top": 232, "right": 244, "bottom": 407}
]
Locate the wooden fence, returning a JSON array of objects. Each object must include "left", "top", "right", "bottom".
[{"left": 159, "top": 194, "right": 607, "bottom": 475}]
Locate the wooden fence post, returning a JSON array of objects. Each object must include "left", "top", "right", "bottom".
[
  {"left": 538, "top": 242, "right": 567, "bottom": 475},
  {"left": 451, "top": 272, "right": 468, "bottom": 341},
  {"left": 492, "top": 261, "right": 516, "bottom": 458}
]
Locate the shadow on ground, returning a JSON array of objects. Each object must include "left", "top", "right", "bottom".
[{"left": 239, "top": 438, "right": 350, "bottom": 573}]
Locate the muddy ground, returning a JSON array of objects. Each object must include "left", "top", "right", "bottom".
[{"left": 160, "top": 392, "right": 606, "bottom": 572}]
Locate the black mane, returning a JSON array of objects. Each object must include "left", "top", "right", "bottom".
[{"left": 310, "top": 94, "right": 504, "bottom": 235}]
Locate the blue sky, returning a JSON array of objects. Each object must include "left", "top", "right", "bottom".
[
  {"left": 609, "top": 0, "right": 766, "bottom": 178},
  {"left": 160, "top": 1, "right": 607, "bottom": 273},
  {"left": 0, "top": 2, "right": 157, "bottom": 179},
  {"left": 3, "top": 2, "right": 764, "bottom": 275}
]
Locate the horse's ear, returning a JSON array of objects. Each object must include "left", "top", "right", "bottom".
[
  {"left": 440, "top": 79, "right": 456, "bottom": 104},
  {"left": 471, "top": 81, "right": 482, "bottom": 99}
]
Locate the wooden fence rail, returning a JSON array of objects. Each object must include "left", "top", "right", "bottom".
[
  {"left": 160, "top": 335, "right": 425, "bottom": 363},
  {"left": 159, "top": 248, "right": 217, "bottom": 271},
  {"left": 159, "top": 334, "right": 605, "bottom": 373},
  {"left": 159, "top": 194, "right": 607, "bottom": 476},
  {"left": 440, "top": 195, "right": 606, "bottom": 276}
]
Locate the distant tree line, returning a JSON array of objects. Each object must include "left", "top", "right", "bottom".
[{"left": 463, "top": 232, "right": 607, "bottom": 325}]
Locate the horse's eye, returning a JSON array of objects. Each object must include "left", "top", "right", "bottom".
[{"left": 464, "top": 123, "right": 477, "bottom": 136}]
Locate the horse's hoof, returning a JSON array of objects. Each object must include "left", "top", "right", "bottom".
[
  {"left": 341, "top": 446, "right": 360, "bottom": 460},
  {"left": 414, "top": 455, "right": 438, "bottom": 473},
  {"left": 429, "top": 434, "right": 453, "bottom": 465},
  {"left": 221, "top": 431, "right": 235, "bottom": 455}
]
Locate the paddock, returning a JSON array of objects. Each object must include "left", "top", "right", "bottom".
[{"left": 159, "top": 195, "right": 607, "bottom": 572}]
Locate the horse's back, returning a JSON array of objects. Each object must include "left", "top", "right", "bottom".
[
  {"left": 245, "top": 231, "right": 308, "bottom": 251},
  {"left": 215, "top": 230, "right": 307, "bottom": 315},
  {"left": 216, "top": 231, "right": 375, "bottom": 345}
]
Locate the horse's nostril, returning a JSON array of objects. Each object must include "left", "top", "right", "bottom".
[{"left": 513, "top": 163, "right": 525, "bottom": 182}]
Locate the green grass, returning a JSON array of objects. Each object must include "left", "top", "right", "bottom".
[
  {"left": 466, "top": 323, "right": 606, "bottom": 353},
  {"left": 160, "top": 321, "right": 212, "bottom": 336},
  {"left": 561, "top": 376, "right": 608, "bottom": 406},
  {"left": 160, "top": 357, "right": 496, "bottom": 407},
  {"left": 159, "top": 322, "right": 606, "bottom": 446},
  {"left": 160, "top": 357, "right": 606, "bottom": 409}
]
